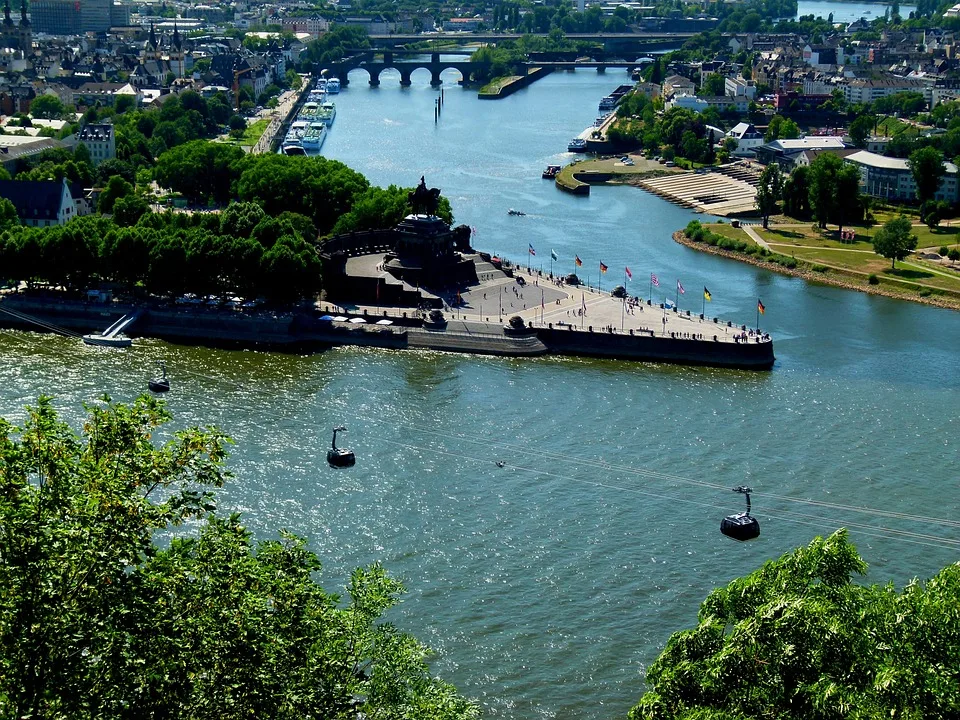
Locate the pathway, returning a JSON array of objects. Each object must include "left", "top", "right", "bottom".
[{"left": 743, "top": 225, "right": 771, "bottom": 251}]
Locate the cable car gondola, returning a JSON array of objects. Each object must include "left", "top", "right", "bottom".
[
  {"left": 720, "top": 486, "right": 760, "bottom": 541},
  {"left": 327, "top": 425, "right": 355, "bottom": 467},
  {"left": 148, "top": 361, "right": 170, "bottom": 393}
]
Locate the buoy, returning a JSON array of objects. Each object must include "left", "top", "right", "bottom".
[{"left": 721, "top": 486, "right": 760, "bottom": 541}]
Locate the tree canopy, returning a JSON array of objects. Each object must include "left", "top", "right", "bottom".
[
  {"left": 629, "top": 529, "right": 960, "bottom": 720},
  {"left": 908, "top": 146, "right": 946, "bottom": 207},
  {"left": 0, "top": 396, "right": 478, "bottom": 720},
  {"left": 872, "top": 215, "right": 918, "bottom": 269}
]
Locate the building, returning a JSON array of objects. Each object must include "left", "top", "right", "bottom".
[
  {"left": 724, "top": 76, "right": 756, "bottom": 100},
  {"left": 755, "top": 137, "right": 848, "bottom": 168},
  {"left": 845, "top": 150, "right": 960, "bottom": 203},
  {"left": 30, "top": 0, "right": 113, "bottom": 34},
  {"left": 0, "top": 135, "right": 62, "bottom": 173},
  {"left": 841, "top": 77, "right": 930, "bottom": 105},
  {"left": 0, "top": 177, "right": 76, "bottom": 227},
  {"left": 662, "top": 74, "right": 694, "bottom": 98},
  {"left": 0, "top": 0, "right": 30, "bottom": 53},
  {"left": 727, "top": 122, "right": 764, "bottom": 156},
  {"left": 442, "top": 17, "right": 483, "bottom": 31},
  {"left": 78, "top": 123, "right": 115, "bottom": 166}
]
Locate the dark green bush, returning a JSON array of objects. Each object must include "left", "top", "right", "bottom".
[
  {"left": 812, "top": 264, "right": 828, "bottom": 273},
  {"left": 868, "top": 274, "right": 879, "bottom": 285}
]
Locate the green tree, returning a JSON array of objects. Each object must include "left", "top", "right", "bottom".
[
  {"left": 153, "top": 140, "right": 245, "bottom": 205},
  {"left": 30, "top": 94, "right": 66, "bottom": 119},
  {"left": 834, "top": 163, "right": 862, "bottom": 233},
  {"left": 755, "top": 163, "right": 783, "bottom": 228},
  {"left": 629, "top": 529, "right": 960, "bottom": 720},
  {"left": 0, "top": 197, "right": 19, "bottom": 229},
  {"left": 98, "top": 175, "right": 135, "bottom": 214},
  {"left": 112, "top": 193, "right": 150, "bottom": 227},
  {"left": 808, "top": 153, "right": 843, "bottom": 228},
  {"left": 0, "top": 396, "right": 478, "bottom": 719},
  {"left": 848, "top": 114, "right": 875, "bottom": 147},
  {"left": 699, "top": 73, "right": 726, "bottom": 97},
  {"left": 872, "top": 215, "right": 918, "bottom": 269},
  {"left": 908, "top": 146, "right": 946, "bottom": 207}
]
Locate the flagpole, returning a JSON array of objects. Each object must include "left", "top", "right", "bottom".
[
  {"left": 649, "top": 275, "right": 652, "bottom": 302},
  {"left": 598, "top": 264, "right": 602, "bottom": 293},
  {"left": 756, "top": 302, "right": 760, "bottom": 333},
  {"left": 702, "top": 290, "right": 705, "bottom": 317},
  {"left": 675, "top": 282, "right": 679, "bottom": 311},
  {"left": 620, "top": 295, "right": 624, "bottom": 331}
]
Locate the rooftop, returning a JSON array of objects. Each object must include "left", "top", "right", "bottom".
[{"left": 846, "top": 150, "right": 959, "bottom": 173}]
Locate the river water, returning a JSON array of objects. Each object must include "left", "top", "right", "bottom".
[
  {"left": 796, "top": 0, "right": 916, "bottom": 21},
  {"left": 2, "top": 70, "right": 959, "bottom": 719}
]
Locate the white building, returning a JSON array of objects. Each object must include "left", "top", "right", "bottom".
[
  {"left": 77, "top": 123, "right": 115, "bottom": 166},
  {"left": 841, "top": 77, "right": 930, "bottom": 105},
  {"left": 845, "top": 150, "right": 959, "bottom": 203},
  {"left": 727, "top": 122, "right": 764, "bottom": 156},
  {"left": 724, "top": 76, "right": 756, "bottom": 100}
]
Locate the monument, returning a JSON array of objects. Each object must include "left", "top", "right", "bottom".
[{"left": 319, "top": 177, "right": 477, "bottom": 307}]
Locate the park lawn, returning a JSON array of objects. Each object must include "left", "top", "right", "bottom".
[
  {"left": 237, "top": 119, "right": 270, "bottom": 147},
  {"left": 875, "top": 116, "right": 920, "bottom": 138},
  {"left": 705, "top": 223, "right": 754, "bottom": 243},
  {"left": 757, "top": 226, "right": 875, "bottom": 250},
  {"left": 785, "top": 246, "right": 960, "bottom": 294}
]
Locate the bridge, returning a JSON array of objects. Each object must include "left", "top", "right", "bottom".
[
  {"left": 365, "top": 31, "right": 697, "bottom": 52},
  {"left": 324, "top": 52, "right": 485, "bottom": 87},
  {"left": 324, "top": 52, "right": 659, "bottom": 87}
]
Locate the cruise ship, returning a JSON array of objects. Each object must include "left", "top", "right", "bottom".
[
  {"left": 301, "top": 122, "right": 326, "bottom": 150},
  {"left": 318, "top": 101, "right": 336, "bottom": 126}
]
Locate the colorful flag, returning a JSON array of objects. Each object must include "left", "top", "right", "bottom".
[
  {"left": 703, "top": 286, "right": 712, "bottom": 302},
  {"left": 625, "top": 266, "right": 633, "bottom": 281},
  {"left": 551, "top": 249, "right": 558, "bottom": 261},
  {"left": 528, "top": 244, "right": 536, "bottom": 256},
  {"left": 677, "top": 280, "right": 685, "bottom": 295},
  {"left": 651, "top": 273, "right": 660, "bottom": 287},
  {"left": 758, "top": 298, "right": 765, "bottom": 315},
  {"left": 575, "top": 255, "right": 583, "bottom": 267},
  {"left": 599, "top": 261, "right": 608, "bottom": 274}
]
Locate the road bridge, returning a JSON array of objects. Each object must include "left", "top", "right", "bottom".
[
  {"left": 365, "top": 31, "right": 696, "bottom": 52},
  {"left": 323, "top": 52, "right": 485, "bottom": 87}
]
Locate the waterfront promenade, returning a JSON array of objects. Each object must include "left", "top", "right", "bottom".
[{"left": 333, "top": 264, "right": 767, "bottom": 343}]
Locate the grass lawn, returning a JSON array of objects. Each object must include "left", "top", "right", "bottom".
[
  {"left": 479, "top": 76, "right": 521, "bottom": 95},
  {"left": 875, "top": 116, "right": 921, "bottom": 138},
  {"left": 236, "top": 119, "right": 270, "bottom": 147},
  {"left": 706, "top": 223, "right": 758, "bottom": 245}
]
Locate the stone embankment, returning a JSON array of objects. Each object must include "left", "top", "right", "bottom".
[
  {"left": 673, "top": 231, "right": 960, "bottom": 311},
  {"left": 478, "top": 67, "right": 553, "bottom": 99}
]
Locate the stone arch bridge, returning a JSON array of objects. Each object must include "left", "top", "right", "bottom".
[{"left": 323, "top": 52, "right": 485, "bottom": 87}]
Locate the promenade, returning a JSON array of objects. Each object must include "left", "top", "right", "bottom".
[{"left": 332, "top": 263, "right": 766, "bottom": 344}]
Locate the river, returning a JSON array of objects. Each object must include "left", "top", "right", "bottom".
[
  {"left": 796, "top": 0, "right": 916, "bottom": 21},
  {"left": 2, "top": 70, "right": 959, "bottom": 719}
]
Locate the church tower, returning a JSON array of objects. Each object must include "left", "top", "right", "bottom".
[
  {"left": 18, "top": 0, "right": 30, "bottom": 54},
  {"left": 1, "top": 0, "right": 16, "bottom": 51},
  {"left": 142, "top": 22, "right": 159, "bottom": 63},
  {"left": 170, "top": 21, "right": 184, "bottom": 77}
]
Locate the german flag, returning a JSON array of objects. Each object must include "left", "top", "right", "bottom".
[
  {"left": 758, "top": 298, "right": 765, "bottom": 315},
  {"left": 703, "top": 287, "right": 712, "bottom": 302},
  {"left": 575, "top": 255, "right": 583, "bottom": 267},
  {"left": 599, "top": 261, "right": 608, "bottom": 274}
]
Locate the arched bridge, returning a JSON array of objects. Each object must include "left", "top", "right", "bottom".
[{"left": 323, "top": 52, "right": 486, "bottom": 87}]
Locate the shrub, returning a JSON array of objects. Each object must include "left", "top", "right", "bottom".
[
  {"left": 939, "top": 245, "right": 949, "bottom": 256},
  {"left": 949, "top": 249, "right": 960, "bottom": 261},
  {"left": 919, "top": 287, "right": 932, "bottom": 297},
  {"left": 685, "top": 220, "right": 704, "bottom": 241},
  {"left": 705, "top": 234, "right": 718, "bottom": 246},
  {"left": 812, "top": 264, "right": 829, "bottom": 273},
  {"left": 868, "top": 274, "right": 879, "bottom": 284}
]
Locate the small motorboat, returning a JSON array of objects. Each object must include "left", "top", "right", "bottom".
[
  {"left": 507, "top": 209, "right": 526, "bottom": 216},
  {"left": 542, "top": 165, "right": 561, "bottom": 179},
  {"left": 327, "top": 425, "right": 355, "bottom": 467},
  {"left": 82, "top": 334, "right": 132, "bottom": 348},
  {"left": 148, "top": 361, "right": 170, "bottom": 393}
]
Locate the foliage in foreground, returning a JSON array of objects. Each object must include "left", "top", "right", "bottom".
[
  {"left": 629, "top": 529, "right": 960, "bottom": 720},
  {"left": 0, "top": 396, "right": 477, "bottom": 720}
]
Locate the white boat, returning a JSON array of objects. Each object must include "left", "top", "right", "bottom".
[
  {"left": 326, "top": 78, "right": 340, "bottom": 94},
  {"left": 318, "top": 101, "right": 336, "bottom": 126},
  {"left": 301, "top": 122, "right": 326, "bottom": 149},
  {"left": 316, "top": 78, "right": 327, "bottom": 92},
  {"left": 82, "top": 333, "right": 132, "bottom": 348},
  {"left": 283, "top": 144, "right": 307, "bottom": 156}
]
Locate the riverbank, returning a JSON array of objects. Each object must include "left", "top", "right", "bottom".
[
  {"left": 555, "top": 155, "right": 678, "bottom": 195},
  {"left": 478, "top": 67, "right": 553, "bottom": 98},
  {"left": 673, "top": 229, "right": 960, "bottom": 311},
  {"left": 0, "top": 279, "right": 775, "bottom": 370}
]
